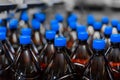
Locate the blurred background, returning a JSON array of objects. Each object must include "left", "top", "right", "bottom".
[{"left": 1, "top": 0, "right": 120, "bottom": 25}]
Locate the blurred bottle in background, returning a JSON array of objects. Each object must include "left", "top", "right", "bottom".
[
  {"left": 19, "top": 10, "right": 29, "bottom": 28},
  {"left": 50, "top": 19, "right": 60, "bottom": 37},
  {"left": 67, "top": 21, "right": 77, "bottom": 50},
  {"left": 31, "top": 19, "right": 43, "bottom": 52},
  {"left": 88, "top": 22, "right": 104, "bottom": 48},
  {"left": 34, "top": 12, "right": 46, "bottom": 36},
  {"left": 104, "top": 26, "right": 112, "bottom": 50},
  {"left": 111, "top": 19, "right": 118, "bottom": 34},
  {"left": 8, "top": 18, "right": 19, "bottom": 51},
  {"left": 55, "top": 13, "right": 64, "bottom": 35},
  {"left": 101, "top": 16, "right": 109, "bottom": 34},
  {"left": 117, "top": 24, "right": 120, "bottom": 33},
  {"left": 87, "top": 14, "right": 95, "bottom": 36}
]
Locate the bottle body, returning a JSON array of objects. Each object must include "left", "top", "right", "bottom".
[
  {"left": 39, "top": 41, "right": 55, "bottom": 70},
  {"left": 32, "top": 30, "right": 43, "bottom": 51},
  {"left": 71, "top": 41, "right": 90, "bottom": 74},
  {"left": 0, "top": 40, "right": 14, "bottom": 80},
  {"left": 108, "top": 44, "right": 120, "bottom": 80},
  {"left": 13, "top": 45, "right": 41, "bottom": 80}
]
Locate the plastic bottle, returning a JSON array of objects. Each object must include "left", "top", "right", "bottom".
[
  {"left": 34, "top": 12, "right": 46, "bottom": 35},
  {"left": 104, "top": 26, "right": 112, "bottom": 49},
  {"left": 107, "top": 34, "right": 120, "bottom": 80},
  {"left": 39, "top": 30, "right": 56, "bottom": 71},
  {"left": 117, "top": 23, "right": 120, "bottom": 33},
  {"left": 67, "top": 21, "right": 77, "bottom": 49},
  {"left": 50, "top": 19, "right": 60, "bottom": 37},
  {"left": 82, "top": 39, "right": 114, "bottom": 80},
  {"left": 44, "top": 37, "right": 80, "bottom": 80},
  {"left": 0, "top": 27, "right": 15, "bottom": 56},
  {"left": 55, "top": 13, "right": 64, "bottom": 35},
  {"left": 19, "top": 10, "right": 29, "bottom": 28},
  {"left": 67, "top": 13, "right": 77, "bottom": 23},
  {"left": 88, "top": 22, "right": 103, "bottom": 48},
  {"left": 13, "top": 35, "right": 41, "bottom": 80},
  {"left": 8, "top": 18, "right": 19, "bottom": 51},
  {"left": 0, "top": 32, "right": 15, "bottom": 80},
  {"left": 93, "top": 22, "right": 103, "bottom": 39},
  {"left": 101, "top": 16, "right": 109, "bottom": 33},
  {"left": 71, "top": 32, "right": 91, "bottom": 75},
  {"left": 31, "top": 19, "right": 43, "bottom": 51},
  {"left": 111, "top": 19, "right": 118, "bottom": 34},
  {"left": 87, "top": 14, "right": 95, "bottom": 36},
  {"left": 20, "top": 28, "right": 39, "bottom": 55},
  {"left": 70, "top": 25, "right": 87, "bottom": 53}
]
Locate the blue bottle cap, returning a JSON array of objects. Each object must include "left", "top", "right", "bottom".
[
  {"left": 93, "top": 22, "right": 102, "bottom": 30},
  {"left": 55, "top": 13, "right": 64, "bottom": 22},
  {"left": 31, "top": 19, "right": 40, "bottom": 30},
  {"left": 78, "top": 32, "right": 88, "bottom": 41},
  {"left": 77, "top": 25, "right": 87, "bottom": 32},
  {"left": 45, "top": 30, "right": 56, "bottom": 40},
  {"left": 0, "top": 27, "right": 7, "bottom": 33},
  {"left": 50, "top": 20, "right": 58, "bottom": 25},
  {"left": 21, "top": 11, "right": 29, "bottom": 22},
  {"left": 110, "top": 34, "right": 120, "bottom": 43},
  {"left": 104, "top": 27, "right": 112, "bottom": 35},
  {"left": 9, "top": 19, "right": 18, "bottom": 29},
  {"left": 21, "top": 28, "right": 32, "bottom": 36},
  {"left": 111, "top": 19, "right": 119, "bottom": 27},
  {"left": 70, "top": 13, "right": 77, "bottom": 20},
  {"left": 117, "top": 24, "right": 120, "bottom": 32},
  {"left": 87, "top": 14, "right": 95, "bottom": 25},
  {"left": 102, "top": 16, "right": 109, "bottom": 24},
  {"left": 69, "top": 21, "right": 77, "bottom": 30},
  {"left": 19, "top": 36, "right": 31, "bottom": 45},
  {"left": 34, "top": 12, "right": 46, "bottom": 23},
  {"left": 50, "top": 20, "right": 59, "bottom": 32},
  {"left": 0, "top": 32, "right": 6, "bottom": 40},
  {"left": 67, "top": 16, "right": 77, "bottom": 24},
  {"left": 54, "top": 37, "right": 66, "bottom": 47},
  {"left": 93, "top": 39, "right": 105, "bottom": 50}
]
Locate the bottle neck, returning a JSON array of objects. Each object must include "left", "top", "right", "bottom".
[
  {"left": 21, "top": 44, "right": 31, "bottom": 49},
  {"left": 111, "top": 42, "right": 119, "bottom": 48},
  {"left": 104, "top": 34, "right": 110, "bottom": 38},
  {"left": 88, "top": 24, "right": 93, "bottom": 27},
  {"left": 93, "top": 49, "right": 104, "bottom": 56},
  {"left": 102, "top": 23, "right": 108, "bottom": 25},
  {"left": 47, "top": 39, "right": 54, "bottom": 44},
  {"left": 94, "top": 29, "right": 100, "bottom": 32},
  {"left": 78, "top": 40, "right": 87, "bottom": 45},
  {"left": 10, "top": 29, "right": 17, "bottom": 33},
  {"left": 113, "top": 26, "right": 117, "bottom": 28},
  {"left": 55, "top": 46, "right": 65, "bottom": 53},
  {"left": 34, "top": 29, "right": 40, "bottom": 32},
  {"left": 71, "top": 29, "right": 76, "bottom": 31}
]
